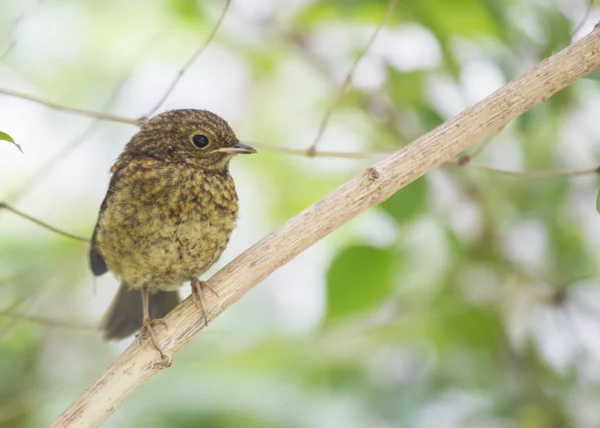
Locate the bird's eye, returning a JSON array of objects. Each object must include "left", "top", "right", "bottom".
[{"left": 192, "top": 134, "right": 209, "bottom": 149}]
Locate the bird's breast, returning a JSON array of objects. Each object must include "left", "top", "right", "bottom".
[{"left": 97, "top": 165, "right": 239, "bottom": 290}]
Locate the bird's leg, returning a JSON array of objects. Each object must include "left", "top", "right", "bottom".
[
  {"left": 190, "top": 278, "right": 219, "bottom": 327},
  {"left": 139, "top": 286, "right": 166, "bottom": 358}
]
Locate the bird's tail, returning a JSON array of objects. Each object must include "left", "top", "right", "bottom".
[{"left": 100, "top": 284, "right": 180, "bottom": 340}]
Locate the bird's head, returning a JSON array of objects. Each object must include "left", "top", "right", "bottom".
[{"left": 125, "top": 109, "right": 256, "bottom": 170}]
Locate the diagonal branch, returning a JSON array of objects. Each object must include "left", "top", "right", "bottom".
[
  {"left": 307, "top": 0, "right": 398, "bottom": 155},
  {"left": 51, "top": 22, "right": 600, "bottom": 428}
]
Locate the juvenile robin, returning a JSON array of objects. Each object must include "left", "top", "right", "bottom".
[{"left": 89, "top": 109, "right": 255, "bottom": 353}]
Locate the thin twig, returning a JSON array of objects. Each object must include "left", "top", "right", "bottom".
[
  {"left": 282, "top": 30, "right": 409, "bottom": 146},
  {"left": 0, "top": 87, "right": 143, "bottom": 126},
  {"left": 467, "top": 161, "right": 599, "bottom": 178},
  {"left": 450, "top": 158, "right": 600, "bottom": 178},
  {"left": 51, "top": 23, "right": 600, "bottom": 428},
  {"left": 251, "top": 141, "right": 391, "bottom": 158},
  {"left": 0, "top": 311, "right": 96, "bottom": 330},
  {"left": 460, "top": 173, "right": 558, "bottom": 293},
  {"left": 0, "top": 202, "right": 90, "bottom": 242},
  {"left": 306, "top": 0, "right": 398, "bottom": 155},
  {"left": 7, "top": 123, "right": 101, "bottom": 205},
  {"left": 0, "top": 295, "right": 35, "bottom": 342},
  {"left": 0, "top": 5, "right": 231, "bottom": 126},
  {"left": 145, "top": 0, "right": 232, "bottom": 116},
  {"left": 254, "top": 141, "right": 600, "bottom": 177},
  {"left": 467, "top": 125, "right": 506, "bottom": 158},
  {"left": 0, "top": 252, "right": 89, "bottom": 343},
  {"left": 0, "top": 0, "right": 43, "bottom": 60},
  {"left": 569, "top": 0, "right": 595, "bottom": 45},
  {"left": 6, "top": 28, "right": 169, "bottom": 205},
  {"left": 0, "top": 41, "right": 16, "bottom": 61}
]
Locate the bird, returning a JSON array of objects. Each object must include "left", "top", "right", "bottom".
[{"left": 89, "top": 109, "right": 255, "bottom": 354}]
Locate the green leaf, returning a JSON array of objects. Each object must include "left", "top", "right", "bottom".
[
  {"left": 386, "top": 70, "right": 426, "bottom": 108},
  {"left": 325, "top": 245, "right": 396, "bottom": 324},
  {"left": 597, "top": 187, "right": 600, "bottom": 213},
  {"left": 380, "top": 176, "right": 428, "bottom": 224},
  {"left": 0, "top": 131, "right": 22, "bottom": 153},
  {"left": 412, "top": 0, "right": 502, "bottom": 39},
  {"left": 436, "top": 304, "right": 503, "bottom": 351}
]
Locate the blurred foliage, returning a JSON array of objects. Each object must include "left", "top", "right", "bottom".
[
  {"left": 326, "top": 244, "right": 397, "bottom": 323},
  {"left": 1, "top": 0, "right": 600, "bottom": 427}
]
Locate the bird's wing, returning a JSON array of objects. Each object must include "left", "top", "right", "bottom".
[
  {"left": 89, "top": 176, "right": 115, "bottom": 276},
  {"left": 89, "top": 202, "right": 109, "bottom": 275},
  {"left": 89, "top": 156, "right": 131, "bottom": 276}
]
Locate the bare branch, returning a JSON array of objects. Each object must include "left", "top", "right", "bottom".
[
  {"left": 50, "top": 22, "right": 600, "bottom": 428},
  {"left": 251, "top": 141, "right": 391, "bottom": 158},
  {"left": 145, "top": 0, "right": 232, "bottom": 116},
  {"left": 307, "top": 0, "right": 398, "bottom": 155},
  {"left": 253, "top": 141, "right": 600, "bottom": 178},
  {"left": 0, "top": 87, "right": 142, "bottom": 126},
  {"left": 0, "top": 203, "right": 90, "bottom": 242}
]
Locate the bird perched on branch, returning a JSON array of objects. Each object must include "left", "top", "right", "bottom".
[{"left": 89, "top": 109, "right": 255, "bottom": 355}]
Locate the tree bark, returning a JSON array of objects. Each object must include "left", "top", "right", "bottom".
[{"left": 51, "top": 23, "right": 600, "bottom": 428}]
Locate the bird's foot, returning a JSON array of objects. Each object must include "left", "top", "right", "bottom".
[
  {"left": 139, "top": 318, "right": 168, "bottom": 359},
  {"left": 190, "top": 278, "right": 219, "bottom": 327}
]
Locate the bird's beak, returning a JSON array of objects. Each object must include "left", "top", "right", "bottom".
[{"left": 214, "top": 141, "right": 257, "bottom": 155}]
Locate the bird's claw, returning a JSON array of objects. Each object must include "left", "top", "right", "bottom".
[
  {"left": 139, "top": 318, "right": 168, "bottom": 359},
  {"left": 190, "top": 278, "right": 218, "bottom": 327}
]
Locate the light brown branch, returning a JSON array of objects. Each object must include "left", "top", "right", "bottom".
[
  {"left": 50, "top": 22, "right": 600, "bottom": 428},
  {"left": 145, "top": 0, "right": 232, "bottom": 116},
  {"left": 307, "top": 0, "right": 398, "bottom": 155},
  {"left": 0, "top": 202, "right": 90, "bottom": 242},
  {"left": 0, "top": 87, "right": 143, "bottom": 126}
]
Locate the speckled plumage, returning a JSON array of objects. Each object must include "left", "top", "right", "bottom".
[{"left": 90, "top": 109, "right": 255, "bottom": 343}]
